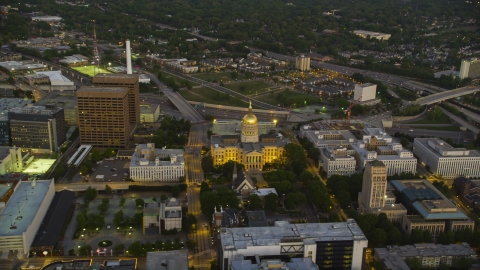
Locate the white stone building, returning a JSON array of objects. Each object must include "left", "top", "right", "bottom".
[
  {"left": 0, "top": 146, "right": 23, "bottom": 174},
  {"left": 160, "top": 197, "right": 182, "bottom": 231},
  {"left": 320, "top": 146, "right": 357, "bottom": 177},
  {"left": 295, "top": 55, "right": 310, "bottom": 71},
  {"left": 413, "top": 138, "right": 480, "bottom": 179},
  {"left": 129, "top": 144, "right": 185, "bottom": 182}
]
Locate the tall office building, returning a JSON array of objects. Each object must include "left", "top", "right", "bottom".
[
  {"left": 296, "top": 55, "right": 311, "bottom": 71},
  {"left": 359, "top": 160, "right": 387, "bottom": 211},
  {"left": 8, "top": 106, "right": 66, "bottom": 152},
  {"left": 92, "top": 73, "right": 140, "bottom": 129},
  {"left": 77, "top": 87, "right": 132, "bottom": 148},
  {"left": 459, "top": 57, "right": 480, "bottom": 79}
]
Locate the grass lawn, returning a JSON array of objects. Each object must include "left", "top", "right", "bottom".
[
  {"left": 225, "top": 81, "right": 273, "bottom": 96},
  {"left": 407, "top": 113, "right": 451, "bottom": 125},
  {"left": 256, "top": 89, "right": 319, "bottom": 107},
  {"left": 179, "top": 87, "right": 252, "bottom": 108},
  {"left": 192, "top": 72, "right": 245, "bottom": 82},
  {"left": 72, "top": 66, "right": 111, "bottom": 77}
]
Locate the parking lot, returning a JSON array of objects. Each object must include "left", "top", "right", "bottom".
[{"left": 85, "top": 159, "right": 131, "bottom": 183}]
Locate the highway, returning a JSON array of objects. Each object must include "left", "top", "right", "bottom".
[
  {"left": 146, "top": 72, "right": 203, "bottom": 122},
  {"left": 160, "top": 68, "right": 282, "bottom": 110},
  {"left": 447, "top": 102, "right": 480, "bottom": 124},
  {"left": 414, "top": 86, "right": 480, "bottom": 105},
  {"left": 439, "top": 107, "right": 480, "bottom": 135},
  {"left": 385, "top": 127, "right": 475, "bottom": 142}
]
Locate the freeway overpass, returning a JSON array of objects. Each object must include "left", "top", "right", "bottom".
[
  {"left": 414, "top": 85, "right": 480, "bottom": 105},
  {"left": 440, "top": 107, "right": 480, "bottom": 135}
]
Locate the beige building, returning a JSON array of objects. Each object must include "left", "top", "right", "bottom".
[
  {"left": 0, "top": 146, "right": 23, "bottom": 174},
  {"left": 92, "top": 73, "right": 140, "bottom": 130},
  {"left": 358, "top": 160, "right": 407, "bottom": 222},
  {"left": 295, "top": 55, "right": 310, "bottom": 71},
  {"left": 77, "top": 87, "right": 133, "bottom": 148},
  {"left": 211, "top": 103, "right": 290, "bottom": 171}
]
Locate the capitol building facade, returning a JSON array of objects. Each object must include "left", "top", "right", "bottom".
[{"left": 210, "top": 103, "right": 290, "bottom": 171}]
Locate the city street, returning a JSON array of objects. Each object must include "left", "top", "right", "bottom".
[{"left": 185, "top": 123, "right": 213, "bottom": 269}]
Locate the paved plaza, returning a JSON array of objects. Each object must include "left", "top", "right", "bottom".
[{"left": 62, "top": 192, "right": 187, "bottom": 256}]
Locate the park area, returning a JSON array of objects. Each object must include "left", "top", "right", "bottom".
[
  {"left": 255, "top": 89, "right": 322, "bottom": 108},
  {"left": 72, "top": 65, "right": 111, "bottom": 77},
  {"left": 192, "top": 71, "right": 245, "bottom": 82},
  {"left": 225, "top": 81, "right": 273, "bottom": 96},
  {"left": 179, "top": 87, "right": 252, "bottom": 108}
]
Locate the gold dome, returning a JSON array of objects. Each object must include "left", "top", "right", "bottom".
[{"left": 242, "top": 112, "right": 258, "bottom": 124}]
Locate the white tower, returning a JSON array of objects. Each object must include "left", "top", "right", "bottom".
[{"left": 126, "top": 39, "right": 132, "bottom": 74}]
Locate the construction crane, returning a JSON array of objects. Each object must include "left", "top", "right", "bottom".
[{"left": 344, "top": 95, "right": 362, "bottom": 127}]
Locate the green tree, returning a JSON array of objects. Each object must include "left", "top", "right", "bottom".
[
  {"left": 427, "top": 106, "right": 443, "bottom": 121},
  {"left": 423, "top": 230, "right": 433, "bottom": 243},
  {"left": 76, "top": 212, "right": 86, "bottom": 229},
  {"left": 103, "top": 148, "right": 116, "bottom": 158},
  {"left": 132, "top": 212, "right": 143, "bottom": 228},
  {"left": 182, "top": 213, "right": 197, "bottom": 232},
  {"left": 264, "top": 193, "right": 278, "bottom": 212},
  {"left": 201, "top": 155, "right": 213, "bottom": 174},
  {"left": 171, "top": 185, "right": 180, "bottom": 197},
  {"left": 127, "top": 241, "right": 144, "bottom": 256},
  {"left": 370, "top": 228, "right": 388, "bottom": 247},
  {"left": 411, "top": 229, "right": 424, "bottom": 243},
  {"left": 135, "top": 198, "right": 145, "bottom": 208},
  {"left": 79, "top": 245, "right": 92, "bottom": 256},
  {"left": 105, "top": 185, "right": 112, "bottom": 194},
  {"left": 406, "top": 258, "right": 422, "bottom": 270},
  {"left": 284, "top": 143, "right": 307, "bottom": 176},
  {"left": 119, "top": 197, "right": 126, "bottom": 207},
  {"left": 79, "top": 165, "right": 88, "bottom": 175},
  {"left": 90, "top": 150, "right": 102, "bottom": 162},
  {"left": 85, "top": 187, "right": 97, "bottom": 203},
  {"left": 231, "top": 71, "right": 238, "bottom": 80},
  {"left": 247, "top": 194, "right": 262, "bottom": 210},
  {"left": 113, "top": 210, "right": 124, "bottom": 228}
]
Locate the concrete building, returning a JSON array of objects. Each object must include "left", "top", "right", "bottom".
[
  {"left": 129, "top": 143, "right": 184, "bottom": 182},
  {"left": 58, "top": 54, "right": 89, "bottom": 66},
  {"left": 35, "top": 91, "right": 78, "bottom": 125},
  {"left": 231, "top": 256, "right": 319, "bottom": 270},
  {"left": 0, "top": 146, "right": 23, "bottom": 174},
  {"left": 0, "top": 52, "right": 22, "bottom": 62},
  {"left": 375, "top": 243, "right": 476, "bottom": 270},
  {"left": 391, "top": 179, "right": 474, "bottom": 236},
  {"left": 92, "top": 73, "right": 140, "bottom": 130},
  {"left": 160, "top": 197, "right": 182, "bottom": 232},
  {"left": 139, "top": 104, "right": 160, "bottom": 123},
  {"left": 413, "top": 138, "right": 480, "bottom": 179},
  {"left": 77, "top": 87, "right": 133, "bottom": 149},
  {"left": 296, "top": 55, "right": 311, "bottom": 71},
  {"left": 459, "top": 57, "right": 480, "bottom": 79},
  {"left": 353, "top": 83, "right": 376, "bottom": 102},
  {"left": 12, "top": 37, "right": 62, "bottom": 49},
  {"left": 320, "top": 146, "right": 357, "bottom": 177},
  {"left": 34, "top": 71, "right": 76, "bottom": 91},
  {"left": 358, "top": 161, "right": 407, "bottom": 222},
  {"left": 218, "top": 220, "right": 368, "bottom": 270},
  {"left": 211, "top": 103, "right": 290, "bottom": 172},
  {"left": 146, "top": 250, "right": 188, "bottom": 270},
  {"left": 453, "top": 177, "right": 480, "bottom": 209},
  {"left": 0, "top": 98, "right": 34, "bottom": 146},
  {"left": 0, "top": 60, "right": 47, "bottom": 74},
  {"left": 0, "top": 179, "right": 55, "bottom": 258},
  {"left": 8, "top": 106, "right": 67, "bottom": 152},
  {"left": 353, "top": 30, "right": 391, "bottom": 40}
]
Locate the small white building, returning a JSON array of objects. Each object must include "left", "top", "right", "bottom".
[
  {"left": 129, "top": 143, "right": 185, "bottom": 182},
  {"left": 353, "top": 83, "right": 376, "bottom": 102},
  {"left": 353, "top": 30, "right": 391, "bottom": 40},
  {"left": 140, "top": 104, "right": 160, "bottom": 123},
  {"left": 295, "top": 55, "right": 310, "bottom": 71},
  {"left": 320, "top": 147, "right": 357, "bottom": 177},
  {"left": 160, "top": 197, "right": 182, "bottom": 232}
]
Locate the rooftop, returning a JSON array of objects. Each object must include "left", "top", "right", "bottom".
[
  {"left": 0, "top": 179, "right": 53, "bottom": 237},
  {"left": 77, "top": 87, "right": 128, "bottom": 93},
  {"left": 415, "top": 138, "right": 480, "bottom": 158},
  {"left": 0, "top": 98, "right": 33, "bottom": 112},
  {"left": 220, "top": 220, "right": 366, "bottom": 250},
  {"left": 130, "top": 144, "right": 184, "bottom": 167},
  {"left": 146, "top": 250, "right": 188, "bottom": 270},
  {"left": 35, "top": 91, "right": 77, "bottom": 110},
  {"left": 246, "top": 210, "right": 269, "bottom": 227},
  {"left": 375, "top": 243, "right": 475, "bottom": 270},
  {"left": 31, "top": 190, "right": 75, "bottom": 248}
]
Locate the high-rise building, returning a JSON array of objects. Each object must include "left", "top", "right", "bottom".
[
  {"left": 359, "top": 160, "right": 388, "bottom": 211},
  {"left": 77, "top": 87, "right": 132, "bottom": 148},
  {"left": 296, "top": 55, "right": 311, "bottom": 71},
  {"left": 353, "top": 83, "right": 377, "bottom": 102},
  {"left": 459, "top": 57, "right": 480, "bottom": 79},
  {"left": 358, "top": 160, "right": 406, "bottom": 222},
  {"left": 8, "top": 106, "right": 66, "bottom": 152},
  {"left": 92, "top": 73, "right": 140, "bottom": 129}
]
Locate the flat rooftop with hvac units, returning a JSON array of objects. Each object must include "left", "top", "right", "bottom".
[
  {"left": 0, "top": 179, "right": 55, "bottom": 258},
  {"left": 218, "top": 220, "right": 368, "bottom": 270}
]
